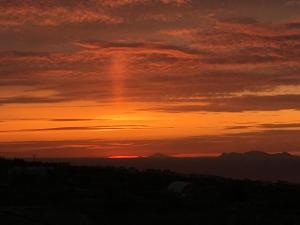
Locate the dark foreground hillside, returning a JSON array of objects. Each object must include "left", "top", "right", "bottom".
[{"left": 1, "top": 158, "right": 300, "bottom": 225}]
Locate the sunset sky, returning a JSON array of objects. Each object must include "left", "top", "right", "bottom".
[{"left": 1, "top": 0, "right": 300, "bottom": 158}]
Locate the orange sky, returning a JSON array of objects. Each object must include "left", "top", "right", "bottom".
[{"left": 0, "top": 0, "right": 300, "bottom": 158}]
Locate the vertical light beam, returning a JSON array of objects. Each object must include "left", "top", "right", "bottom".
[{"left": 109, "top": 52, "right": 128, "bottom": 102}]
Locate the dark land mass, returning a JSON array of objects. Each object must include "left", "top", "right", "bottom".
[
  {"left": 43, "top": 151, "right": 300, "bottom": 183},
  {"left": 1, "top": 156, "right": 300, "bottom": 225}
]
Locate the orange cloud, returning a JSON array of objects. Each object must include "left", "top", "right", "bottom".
[
  {"left": 75, "top": 41, "right": 203, "bottom": 59},
  {"left": 0, "top": 1, "right": 122, "bottom": 29},
  {"left": 1, "top": 0, "right": 300, "bottom": 158}
]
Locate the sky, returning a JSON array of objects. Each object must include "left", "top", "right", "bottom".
[{"left": 0, "top": 0, "right": 300, "bottom": 158}]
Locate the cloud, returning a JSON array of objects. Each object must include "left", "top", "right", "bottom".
[
  {"left": 0, "top": 118, "right": 105, "bottom": 122},
  {"left": 0, "top": 1, "right": 123, "bottom": 29},
  {"left": 1, "top": 45, "right": 300, "bottom": 111},
  {"left": 49, "top": 118, "right": 104, "bottom": 122},
  {"left": 0, "top": 124, "right": 151, "bottom": 133},
  {"left": 204, "top": 95, "right": 300, "bottom": 112},
  {"left": 259, "top": 123, "right": 300, "bottom": 129},
  {"left": 226, "top": 125, "right": 254, "bottom": 130},
  {"left": 0, "top": 0, "right": 300, "bottom": 114},
  {"left": 2, "top": 128, "right": 300, "bottom": 157},
  {"left": 99, "top": 0, "right": 189, "bottom": 7},
  {"left": 227, "top": 123, "right": 300, "bottom": 130},
  {"left": 1, "top": 0, "right": 300, "bottom": 159},
  {"left": 286, "top": 0, "right": 300, "bottom": 7},
  {"left": 0, "top": 96, "right": 71, "bottom": 106},
  {"left": 0, "top": 0, "right": 191, "bottom": 30},
  {"left": 286, "top": 22, "right": 300, "bottom": 29},
  {"left": 75, "top": 41, "right": 204, "bottom": 59},
  {"left": 143, "top": 94, "right": 300, "bottom": 112}
]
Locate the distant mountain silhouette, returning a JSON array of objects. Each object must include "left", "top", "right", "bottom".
[
  {"left": 272, "top": 151, "right": 297, "bottom": 159},
  {"left": 39, "top": 151, "right": 300, "bottom": 183},
  {"left": 220, "top": 151, "right": 297, "bottom": 160},
  {"left": 147, "top": 153, "right": 172, "bottom": 159}
]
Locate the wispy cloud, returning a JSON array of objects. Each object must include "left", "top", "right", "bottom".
[
  {"left": 2, "top": 128, "right": 300, "bottom": 157},
  {"left": 1, "top": 0, "right": 300, "bottom": 156},
  {"left": 0, "top": 124, "right": 153, "bottom": 133}
]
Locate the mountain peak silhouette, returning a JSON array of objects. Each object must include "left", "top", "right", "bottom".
[
  {"left": 147, "top": 153, "right": 172, "bottom": 159},
  {"left": 243, "top": 151, "right": 269, "bottom": 158},
  {"left": 220, "top": 151, "right": 296, "bottom": 160}
]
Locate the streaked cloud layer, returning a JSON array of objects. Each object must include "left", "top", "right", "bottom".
[{"left": 0, "top": 0, "right": 300, "bottom": 157}]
